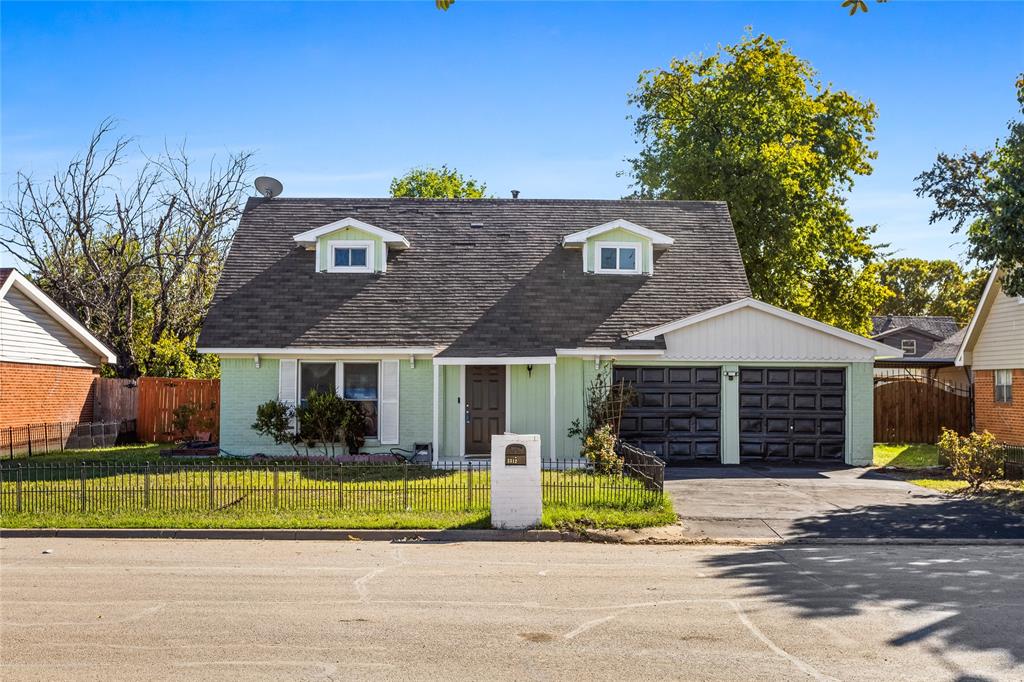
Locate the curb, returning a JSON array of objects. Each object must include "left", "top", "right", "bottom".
[{"left": 0, "top": 528, "right": 576, "bottom": 542}]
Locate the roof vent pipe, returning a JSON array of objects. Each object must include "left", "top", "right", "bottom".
[{"left": 511, "top": 190, "right": 520, "bottom": 199}]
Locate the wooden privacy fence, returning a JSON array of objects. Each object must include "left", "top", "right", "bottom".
[
  {"left": 137, "top": 377, "right": 220, "bottom": 443},
  {"left": 93, "top": 378, "right": 139, "bottom": 424},
  {"left": 874, "top": 376, "right": 971, "bottom": 444}
]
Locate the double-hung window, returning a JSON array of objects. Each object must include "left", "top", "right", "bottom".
[
  {"left": 298, "top": 361, "right": 380, "bottom": 437},
  {"left": 995, "top": 369, "right": 1013, "bottom": 404},
  {"left": 595, "top": 242, "right": 641, "bottom": 275},
  {"left": 327, "top": 241, "right": 373, "bottom": 273}
]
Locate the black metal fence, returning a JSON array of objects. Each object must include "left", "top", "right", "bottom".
[
  {"left": 0, "top": 457, "right": 666, "bottom": 516},
  {"left": 1003, "top": 443, "right": 1024, "bottom": 479},
  {"left": 1, "top": 420, "right": 135, "bottom": 459}
]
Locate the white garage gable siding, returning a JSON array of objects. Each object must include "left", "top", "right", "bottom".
[
  {"left": 660, "top": 306, "right": 876, "bottom": 362},
  {"left": 0, "top": 288, "right": 98, "bottom": 367}
]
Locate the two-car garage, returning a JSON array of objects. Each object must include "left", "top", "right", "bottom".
[
  {"left": 614, "top": 365, "right": 847, "bottom": 466},
  {"left": 611, "top": 299, "right": 897, "bottom": 467}
]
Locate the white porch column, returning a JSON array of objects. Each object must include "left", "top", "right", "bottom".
[
  {"left": 549, "top": 361, "right": 557, "bottom": 460},
  {"left": 432, "top": 362, "right": 440, "bottom": 464}
]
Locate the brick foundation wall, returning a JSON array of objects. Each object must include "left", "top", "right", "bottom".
[
  {"left": 974, "top": 369, "right": 1024, "bottom": 445},
  {"left": 0, "top": 361, "right": 98, "bottom": 427}
]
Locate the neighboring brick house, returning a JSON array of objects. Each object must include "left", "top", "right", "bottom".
[
  {"left": 870, "top": 315, "right": 969, "bottom": 388},
  {"left": 957, "top": 269, "right": 1024, "bottom": 444},
  {"left": 0, "top": 269, "right": 116, "bottom": 428}
]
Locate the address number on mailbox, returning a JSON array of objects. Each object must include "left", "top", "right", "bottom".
[{"left": 504, "top": 444, "right": 527, "bottom": 466}]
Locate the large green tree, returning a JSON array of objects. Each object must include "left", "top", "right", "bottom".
[
  {"left": 875, "top": 258, "right": 988, "bottom": 326},
  {"left": 390, "top": 165, "right": 487, "bottom": 199},
  {"left": 628, "top": 33, "right": 888, "bottom": 334},
  {"left": 916, "top": 74, "right": 1024, "bottom": 297}
]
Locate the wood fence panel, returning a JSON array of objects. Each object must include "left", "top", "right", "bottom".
[
  {"left": 874, "top": 378, "right": 971, "bottom": 444},
  {"left": 137, "top": 378, "right": 220, "bottom": 443},
  {"left": 93, "top": 378, "right": 139, "bottom": 424}
]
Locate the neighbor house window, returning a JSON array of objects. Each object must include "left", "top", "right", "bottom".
[
  {"left": 901, "top": 339, "right": 917, "bottom": 356},
  {"left": 298, "top": 361, "right": 379, "bottom": 437},
  {"left": 326, "top": 241, "right": 373, "bottom": 273},
  {"left": 995, "top": 369, "right": 1013, "bottom": 403},
  {"left": 595, "top": 242, "right": 640, "bottom": 274}
]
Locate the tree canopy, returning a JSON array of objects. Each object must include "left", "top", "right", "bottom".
[
  {"left": 916, "top": 74, "right": 1024, "bottom": 297},
  {"left": 874, "top": 258, "right": 988, "bottom": 326},
  {"left": 389, "top": 165, "right": 487, "bottom": 199},
  {"left": 628, "top": 32, "right": 887, "bottom": 335},
  {"left": 0, "top": 119, "right": 252, "bottom": 378}
]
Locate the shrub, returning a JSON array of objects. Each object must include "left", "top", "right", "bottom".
[
  {"left": 937, "top": 428, "right": 1004, "bottom": 491},
  {"left": 172, "top": 401, "right": 215, "bottom": 440},
  {"left": 582, "top": 423, "right": 622, "bottom": 475},
  {"left": 251, "top": 400, "right": 300, "bottom": 455},
  {"left": 297, "top": 390, "right": 350, "bottom": 456}
]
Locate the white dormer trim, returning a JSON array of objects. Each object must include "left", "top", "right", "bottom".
[
  {"left": 0, "top": 270, "right": 117, "bottom": 364},
  {"left": 562, "top": 219, "right": 674, "bottom": 247},
  {"left": 292, "top": 217, "right": 410, "bottom": 249},
  {"left": 628, "top": 297, "right": 901, "bottom": 358}
]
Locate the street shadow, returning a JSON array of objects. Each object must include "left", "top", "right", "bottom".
[{"left": 701, "top": 507, "right": 1024, "bottom": 672}]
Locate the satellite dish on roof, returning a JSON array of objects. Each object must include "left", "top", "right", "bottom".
[{"left": 254, "top": 176, "right": 283, "bottom": 199}]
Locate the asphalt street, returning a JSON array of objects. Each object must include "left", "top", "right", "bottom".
[{"left": 1, "top": 538, "right": 1022, "bottom": 681}]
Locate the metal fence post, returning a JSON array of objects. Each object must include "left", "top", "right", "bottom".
[
  {"left": 80, "top": 463, "right": 86, "bottom": 512},
  {"left": 342, "top": 458, "right": 350, "bottom": 507},
  {"left": 43, "top": 423, "right": 49, "bottom": 454},
  {"left": 8, "top": 426, "right": 13, "bottom": 459},
  {"left": 208, "top": 461, "right": 215, "bottom": 511},
  {"left": 273, "top": 465, "right": 280, "bottom": 509},
  {"left": 27, "top": 426, "right": 32, "bottom": 457},
  {"left": 16, "top": 465, "right": 23, "bottom": 513},
  {"left": 403, "top": 462, "right": 409, "bottom": 510},
  {"left": 144, "top": 462, "right": 151, "bottom": 509},
  {"left": 466, "top": 463, "right": 473, "bottom": 509}
]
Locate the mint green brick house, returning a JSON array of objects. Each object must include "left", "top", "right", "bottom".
[{"left": 199, "top": 198, "right": 898, "bottom": 466}]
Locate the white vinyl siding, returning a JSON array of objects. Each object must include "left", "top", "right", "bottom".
[
  {"left": 659, "top": 305, "right": 877, "bottom": 362},
  {"left": 972, "top": 279, "right": 1024, "bottom": 370},
  {"left": 378, "top": 360, "right": 400, "bottom": 444},
  {"left": 0, "top": 288, "right": 98, "bottom": 367}
]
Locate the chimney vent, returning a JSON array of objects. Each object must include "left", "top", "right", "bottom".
[{"left": 511, "top": 190, "right": 520, "bottom": 199}]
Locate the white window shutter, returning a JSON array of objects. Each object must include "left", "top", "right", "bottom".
[
  {"left": 279, "top": 359, "right": 298, "bottom": 429},
  {"left": 379, "top": 360, "right": 400, "bottom": 445}
]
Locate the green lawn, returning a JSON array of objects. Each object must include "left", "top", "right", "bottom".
[
  {"left": 5, "top": 443, "right": 165, "bottom": 465},
  {"left": 873, "top": 443, "right": 942, "bottom": 469}
]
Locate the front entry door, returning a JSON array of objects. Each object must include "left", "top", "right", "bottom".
[{"left": 465, "top": 365, "right": 506, "bottom": 455}]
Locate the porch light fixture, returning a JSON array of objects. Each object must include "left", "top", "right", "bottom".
[
  {"left": 527, "top": 364, "right": 534, "bottom": 377},
  {"left": 724, "top": 369, "right": 739, "bottom": 381}
]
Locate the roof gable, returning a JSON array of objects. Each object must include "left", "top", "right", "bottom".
[
  {"left": 0, "top": 270, "right": 116, "bottom": 364},
  {"left": 562, "top": 218, "right": 674, "bottom": 246},
  {"left": 292, "top": 217, "right": 410, "bottom": 248}
]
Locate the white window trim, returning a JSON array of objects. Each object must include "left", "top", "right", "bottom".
[
  {"left": 594, "top": 241, "right": 642, "bottom": 275},
  {"left": 900, "top": 339, "right": 917, "bottom": 355},
  {"left": 326, "top": 240, "right": 374, "bottom": 273},
  {"left": 298, "top": 359, "right": 382, "bottom": 439}
]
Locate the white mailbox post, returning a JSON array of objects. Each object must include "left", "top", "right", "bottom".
[{"left": 490, "top": 433, "right": 542, "bottom": 529}]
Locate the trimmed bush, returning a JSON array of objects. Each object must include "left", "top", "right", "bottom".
[{"left": 937, "top": 428, "right": 1004, "bottom": 491}]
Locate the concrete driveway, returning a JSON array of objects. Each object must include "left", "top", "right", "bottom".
[{"left": 666, "top": 466, "right": 1024, "bottom": 541}]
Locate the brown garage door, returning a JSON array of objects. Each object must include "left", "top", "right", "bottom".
[
  {"left": 613, "top": 366, "right": 721, "bottom": 465},
  {"left": 739, "top": 367, "right": 846, "bottom": 463}
]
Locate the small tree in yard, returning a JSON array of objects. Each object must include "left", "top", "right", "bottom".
[
  {"left": 251, "top": 400, "right": 300, "bottom": 456},
  {"left": 581, "top": 424, "right": 623, "bottom": 475},
  {"left": 567, "top": 367, "right": 637, "bottom": 469},
  {"left": 938, "top": 428, "right": 1004, "bottom": 491},
  {"left": 296, "top": 390, "right": 346, "bottom": 457}
]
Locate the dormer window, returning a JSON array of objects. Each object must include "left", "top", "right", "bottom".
[
  {"left": 597, "top": 243, "right": 641, "bottom": 274},
  {"left": 901, "top": 339, "right": 917, "bottom": 356},
  {"left": 561, "top": 218, "right": 673, "bottom": 277},
  {"left": 328, "top": 241, "right": 373, "bottom": 273}
]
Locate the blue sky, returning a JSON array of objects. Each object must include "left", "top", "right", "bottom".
[{"left": 2, "top": 1, "right": 1022, "bottom": 268}]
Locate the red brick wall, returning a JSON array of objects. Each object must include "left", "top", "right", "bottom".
[
  {"left": 974, "top": 368, "right": 1024, "bottom": 445},
  {"left": 0, "top": 361, "right": 97, "bottom": 427}
]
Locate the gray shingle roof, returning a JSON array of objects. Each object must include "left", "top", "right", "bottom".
[
  {"left": 871, "top": 315, "right": 960, "bottom": 340},
  {"left": 199, "top": 198, "right": 751, "bottom": 356}
]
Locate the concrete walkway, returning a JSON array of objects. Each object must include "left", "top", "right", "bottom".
[{"left": 665, "top": 466, "right": 1024, "bottom": 542}]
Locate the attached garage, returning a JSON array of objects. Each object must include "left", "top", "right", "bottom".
[{"left": 613, "top": 298, "right": 900, "bottom": 467}]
